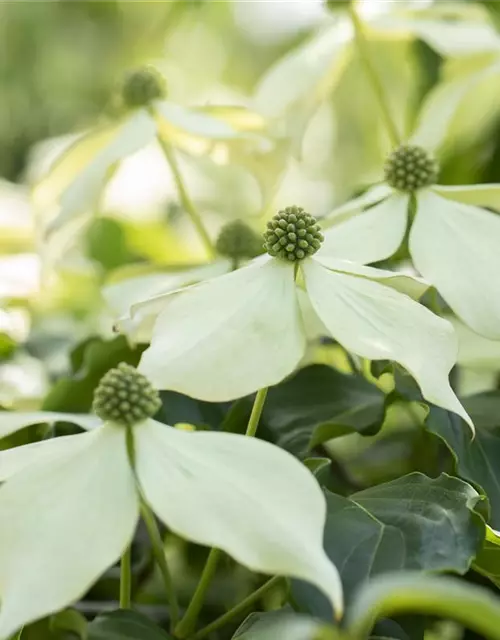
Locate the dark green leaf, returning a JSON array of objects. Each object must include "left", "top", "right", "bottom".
[
  {"left": 157, "top": 390, "right": 232, "bottom": 431},
  {"left": 261, "top": 365, "right": 387, "bottom": 456},
  {"left": 426, "top": 405, "right": 500, "bottom": 528},
  {"left": 88, "top": 610, "right": 173, "bottom": 640},
  {"left": 293, "top": 473, "right": 484, "bottom": 619},
  {"left": 43, "top": 336, "right": 144, "bottom": 413}
]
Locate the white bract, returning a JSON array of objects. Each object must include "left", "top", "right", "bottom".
[
  {"left": 253, "top": 2, "right": 495, "bottom": 140},
  {"left": 134, "top": 207, "right": 472, "bottom": 431},
  {"left": 0, "top": 408, "right": 342, "bottom": 638},
  {"left": 322, "top": 131, "right": 500, "bottom": 340}
]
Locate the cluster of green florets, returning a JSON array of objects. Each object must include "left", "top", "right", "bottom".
[
  {"left": 121, "top": 66, "right": 166, "bottom": 108},
  {"left": 384, "top": 144, "right": 438, "bottom": 192},
  {"left": 264, "top": 206, "right": 324, "bottom": 262},
  {"left": 215, "top": 220, "right": 263, "bottom": 261},
  {"left": 92, "top": 363, "right": 161, "bottom": 427}
]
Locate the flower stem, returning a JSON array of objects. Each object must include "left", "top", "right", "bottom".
[
  {"left": 348, "top": 2, "right": 401, "bottom": 147},
  {"left": 140, "top": 498, "right": 180, "bottom": 630},
  {"left": 174, "top": 387, "right": 270, "bottom": 637},
  {"left": 156, "top": 134, "right": 216, "bottom": 259},
  {"left": 245, "top": 387, "right": 269, "bottom": 437},
  {"left": 119, "top": 546, "right": 132, "bottom": 609},
  {"left": 174, "top": 548, "right": 222, "bottom": 638},
  {"left": 191, "top": 576, "right": 283, "bottom": 640}
]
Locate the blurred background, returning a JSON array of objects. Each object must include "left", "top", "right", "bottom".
[{"left": 3, "top": 1, "right": 500, "bottom": 635}]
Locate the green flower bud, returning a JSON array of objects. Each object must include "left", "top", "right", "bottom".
[
  {"left": 384, "top": 144, "right": 438, "bottom": 193},
  {"left": 263, "top": 206, "right": 324, "bottom": 262},
  {"left": 215, "top": 220, "right": 263, "bottom": 261},
  {"left": 92, "top": 363, "right": 161, "bottom": 427},
  {"left": 121, "top": 66, "right": 166, "bottom": 109}
]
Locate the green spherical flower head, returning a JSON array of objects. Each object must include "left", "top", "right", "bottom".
[
  {"left": 215, "top": 220, "right": 263, "bottom": 261},
  {"left": 121, "top": 67, "right": 166, "bottom": 108},
  {"left": 384, "top": 144, "right": 438, "bottom": 192},
  {"left": 264, "top": 206, "right": 324, "bottom": 262},
  {"left": 92, "top": 363, "right": 161, "bottom": 427}
]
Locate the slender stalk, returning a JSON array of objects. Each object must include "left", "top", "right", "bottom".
[
  {"left": 175, "top": 386, "right": 270, "bottom": 636},
  {"left": 245, "top": 387, "right": 269, "bottom": 437},
  {"left": 348, "top": 2, "right": 401, "bottom": 146},
  {"left": 119, "top": 546, "right": 132, "bottom": 609},
  {"left": 140, "top": 498, "right": 180, "bottom": 629},
  {"left": 191, "top": 576, "right": 283, "bottom": 640},
  {"left": 174, "top": 548, "right": 222, "bottom": 638},
  {"left": 156, "top": 134, "right": 216, "bottom": 258}
]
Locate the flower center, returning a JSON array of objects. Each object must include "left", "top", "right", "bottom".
[
  {"left": 215, "top": 220, "right": 263, "bottom": 261},
  {"left": 121, "top": 67, "right": 166, "bottom": 108},
  {"left": 92, "top": 363, "right": 161, "bottom": 426},
  {"left": 384, "top": 144, "right": 438, "bottom": 192},
  {"left": 263, "top": 206, "right": 324, "bottom": 262}
]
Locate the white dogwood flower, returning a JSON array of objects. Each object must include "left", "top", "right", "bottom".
[
  {"left": 0, "top": 364, "right": 342, "bottom": 639},
  {"left": 34, "top": 66, "right": 264, "bottom": 248},
  {"left": 133, "top": 206, "right": 472, "bottom": 431},
  {"left": 322, "top": 136, "right": 500, "bottom": 339}
]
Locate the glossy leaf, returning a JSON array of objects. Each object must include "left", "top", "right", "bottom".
[
  {"left": 261, "top": 365, "right": 387, "bottom": 456},
  {"left": 293, "top": 474, "right": 484, "bottom": 618},
  {"left": 426, "top": 403, "right": 500, "bottom": 529}
]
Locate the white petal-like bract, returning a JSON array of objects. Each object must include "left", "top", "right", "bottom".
[
  {"left": 321, "top": 184, "right": 394, "bottom": 228},
  {"left": 45, "top": 111, "right": 157, "bottom": 237},
  {"left": 410, "top": 190, "right": 500, "bottom": 339},
  {"left": 155, "top": 101, "right": 249, "bottom": 140},
  {"left": 410, "top": 67, "right": 497, "bottom": 152},
  {"left": 302, "top": 258, "right": 472, "bottom": 429},
  {"left": 139, "top": 257, "right": 306, "bottom": 401},
  {"left": 110, "top": 261, "right": 231, "bottom": 343},
  {"left": 0, "top": 411, "right": 100, "bottom": 441},
  {"left": 0, "top": 434, "right": 85, "bottom": 481},
  {"left": 320, "top": 193, "right": 408, "bottom": 265},
  {"left": 135, "top": 420, "right": 344, "bottom": 615},
  {"left": 433, "top": 183, "right": 500, "bottom": 211},
  {"left": 0, "top": 425, "right": 139, "bottom": 638},
  {"left": 313, "top": 256, "right": 429, "bottom": 301}
]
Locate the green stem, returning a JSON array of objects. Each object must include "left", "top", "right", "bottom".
[
  {"left": 119, "top": 546, "right": 132, "bottom": 609},
  {"left": 174, "top": 548, "right": 222, "bottom": 638},
  {"left": 245, "top": 387, "right": 269, "bottom": 437},
  {"left": 191, "top": 576, "right": 283, "bottom": 640},
  {"left": 156, "top": 134, "right": 216, "bottom": 259},
  {"left": 174, "top": 387, "right": 270, "bottom": 636},
  {"left": 348, "top": 2, "right": 401, "bottom": 146},
  {"left": 140, "top": 499, "right": 180, "bottom": 629}
]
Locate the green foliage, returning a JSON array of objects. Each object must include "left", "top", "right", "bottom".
[
  {"left": 293, "top": 473, "right": 484, "bottom": 617},
  {"left": 88, "top": 610, "right": 173, "bottom": 640}
]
